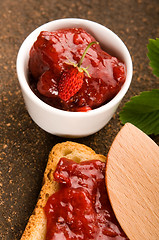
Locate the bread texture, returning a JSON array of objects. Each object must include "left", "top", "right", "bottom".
[{"left": 20, "top": 141, "right": 106, "bottom": 240}]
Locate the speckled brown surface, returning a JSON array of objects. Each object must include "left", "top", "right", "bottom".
[{"left": 0, "top": 0, "right": 159, "bottom": 239}]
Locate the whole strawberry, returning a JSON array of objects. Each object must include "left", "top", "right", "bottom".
[
  {"left": 58, "top": 41, "right": 98, "bottom": 102},
  {"left": 58, "top": 66, "right": 84, "bottom": 101}
]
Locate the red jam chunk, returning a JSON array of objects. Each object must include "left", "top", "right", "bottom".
[
  {"left": 44, "top": 158, "right": 129, "bottom": 240},
  {"left": 29, "top": 28, "right": 126, "bottom": 112}
]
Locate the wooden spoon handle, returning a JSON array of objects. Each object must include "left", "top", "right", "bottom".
[{"left": 106, "top": 123, "right": 159, "bottom": 240}]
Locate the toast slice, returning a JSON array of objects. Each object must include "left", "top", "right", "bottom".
[{"left": 21, "top": 141, "right": 106, "bottom": 240}]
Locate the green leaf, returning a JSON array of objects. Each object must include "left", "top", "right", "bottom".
[
  {"left": 119, "top": 89, "right": 159, "bottom": 135},
  {"left": 147, "top": 38, "right": 159, "bottom": 77}
]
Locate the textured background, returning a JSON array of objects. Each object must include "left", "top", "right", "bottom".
[{"left": 0, "top": 0, "right": 159, "bottom": 239}]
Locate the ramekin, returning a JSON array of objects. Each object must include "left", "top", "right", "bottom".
[{"left": 16, "top": 18, "right": 133, "bottom": 137}]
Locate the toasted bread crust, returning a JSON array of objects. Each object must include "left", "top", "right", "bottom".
[{"left": 20, "top": 141, "right": 106, "bottom": 240}]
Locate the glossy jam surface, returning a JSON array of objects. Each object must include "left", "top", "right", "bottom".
[
  {"left": 44, "top": 158, "right": 129, "bottom": 239},
  {"left": 29, "top": 28, "right": 126, "bottom": 112}
]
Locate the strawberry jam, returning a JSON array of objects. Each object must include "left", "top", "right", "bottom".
[
  {"left": 44, "top": 158, "right": 129, "bottom": 239},
  {"left": 29, "top": 28, "right": 126, "bottom": 112}
]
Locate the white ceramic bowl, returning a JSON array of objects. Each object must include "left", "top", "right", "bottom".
[{"left": 16, "top": 18, "right": 133, "bottom": 137}]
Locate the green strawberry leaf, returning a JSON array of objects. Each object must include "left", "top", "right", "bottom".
[
  {"left": 147, "top": 38, "right": 159, "bottom": 77},
  {"left": 119, "top": 89, "right": 159, "bottom": 135}
]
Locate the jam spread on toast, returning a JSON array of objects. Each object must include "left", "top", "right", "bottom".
[
  {"left": 29, "top": 28, "right": 126, "bottom": 112},
  {"left": 44, "top": 158, "right": 128, "bottom": 239}
]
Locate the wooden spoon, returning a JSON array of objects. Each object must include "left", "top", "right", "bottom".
[{"left": 106, "top": 123, "right": 159, "bottom": 240}]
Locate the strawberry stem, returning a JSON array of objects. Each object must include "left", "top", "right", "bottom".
[{"left": 78, "top": 41, "right": 99, "bottom": 67}]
